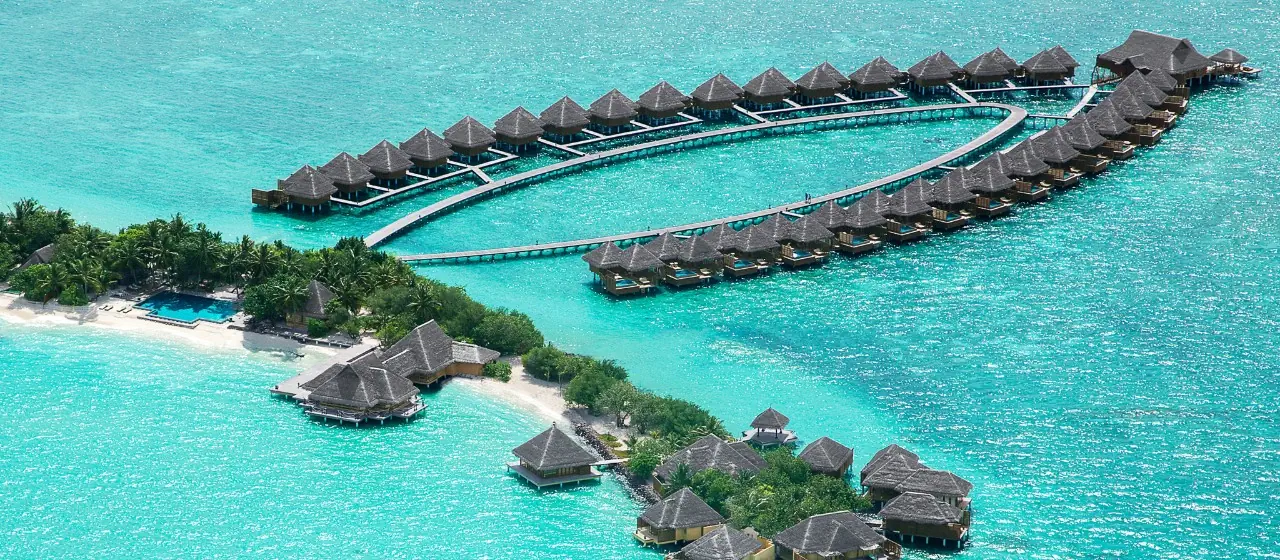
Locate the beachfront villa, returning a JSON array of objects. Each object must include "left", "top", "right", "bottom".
[
  {"left": 634, "top": 488, "right": 725, "bottom": 546},
  {"left": 298, "top": 359, "right": 425, "bottom": 423},
  {"left": 879, "top": 492, "right": 970, "bottom": 550},
  {"left": 380, "top": 320, "right": 501, "bottom": 385},
  {"left": 508, "top": 424, "right": 604, "bottom": 488},
  {"left": 772, "top": 511, "right": 900, "bottom": 560},
  {"left": 653, "top": 435, "right": 766, "bottom": 494},
  {"left": 797, "top": 436, "right": 855, "bottom": 478},
  {"left": 666, "top": 526, "right": 775, "bottom": 560},
  {"left": 741, "top": 407, "right": 798, "bottom": 448},
  {"left": 286, "top": 279, "right": 334, "bottom": 328},
  {"left": 16, "top": 243, "right": 55, "bottom": 271}
]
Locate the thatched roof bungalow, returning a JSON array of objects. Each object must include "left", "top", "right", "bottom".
[
  {"left": 699, "top": 223, "right": 741, "bottom": 253},
  {"left": 635, "top": 488, "right": 726, "bottom": 546},
  {"left": 668, "top": 526, "right": 774, "bottom": 560},
  {"left": 881, "top": 492, "right": 970, "bottom": 548},
  {"left": 359, "top": 140, "right": 414, "bottom": 180},
  {"left": 1020, "top": 49, "right": 1070, "bottom": 83},
  {"left": 319, "top": 152, "right": 374, "bottom": 195},
  {"left": 773, "top": 512, "right": 890, "bottom": 560},
  {"left": 381, "top": 320, "right": 499, "bottom": 383},
  {"left": 304, "top": 361, "right": 421, "bottom": 422},
  {"left": 638, "top": 81, "right": 692, "bottom": 119},
  {"left": 279, "top": 165, "right": 337, "bottom": 207},
  {"left": 540, "top": 96, "right": 592, "bottom": 137},
  {"left": 963, "top": 50, "right": 1014, "bottom": 85},
  {"left": 742, "top": 407, "right": 798, "bottom": 447},
  {"left": 1085, "top": 99, "right": 1134, "bottom": 137},
  {"left": 1047, "top": 45, "right": 1080, "bottom": 76},
  {"left": 1096, "top": 30, "right": 1212, "bottom": 82},
  {"left": 795, "top": 62, "right": 846, "bottom": 99},
  {"left": 17, "top": 243, "right": 55, "bottom": 271},
  {"left": 849, "top": 57, "right": 901, "bottom": 93},
  {"left": 743, "top": 67, "right": 796, "bottom": 105},
  {"left": 583, "top": 242, "right": 624, "bottom": 274},
  {"left": 861, "top": 443, "right": 921, "bottom": 485},
  {"left": 286, "top": 279, "right": 334, "bottom": 327},
  {"left": 653, "top": 435, "right": 765, "bottom": 491},
  {"left": 493, "top": 107, "right": 546, "bottom": 147},
  {"left": 895, "top": 468, "right": 974, "bottom": 507},
  {"left": 907, "top": 52, "right": 962, "bottom": 88},
  {"left": 675, "top": 235, "right": 723, "bottom": 270},
  {"left": 399, "top": 128, "right": 454, "bottom": 169},
  {"left": 589, "top": 89, "right": 640, "bottom": 128},
  {"left": 691, "top": 73, "right": 744, "bottom": 111},
  {"left": 510, "top": 425, "right": 602, "bottom": 487},
  {"left": 643, "top": 232, "right": 686, "bottom": 263},
  {"left": 798, "top": 436, "right": 855, "bottom": 477},
  {"left": 444, "top": 116, "right": 496, "bottom": 157},
  {"left": 883, "top": 179, "right": 936, "bottom": 222}
]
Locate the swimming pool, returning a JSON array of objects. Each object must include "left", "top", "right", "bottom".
[{"left": 136, "top": 292, "right": 237, "bottom": 324}]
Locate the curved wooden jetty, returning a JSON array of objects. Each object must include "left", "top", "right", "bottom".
[
  {"left": 367, "top": 102, "right": 1022, "bottom": 250},
  {"left": 391, "top": 103, "right": 1027, "bottom": 264}
]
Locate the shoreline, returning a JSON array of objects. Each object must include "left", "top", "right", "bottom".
[
  {"left": 0, "top": 291, "right": 338, "bottom": 365},
  {"left": 451, "top": 362, "right": 625, "bottom": 437}
]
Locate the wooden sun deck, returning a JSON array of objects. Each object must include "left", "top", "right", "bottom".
[{"left": 506, "top": 462, "right": 602, "bottom": 488}]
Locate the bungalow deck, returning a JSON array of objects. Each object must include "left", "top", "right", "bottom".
[{"left": 506, "top": 462, "right": 603, "bottom": 488}]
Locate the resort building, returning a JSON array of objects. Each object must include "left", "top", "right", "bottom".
[
  {"left": 1028, "top": 129, "right": 1083, "bottom": 188},
  {"left": 743, "top": 67, "right": 796, "bottom": 106},
  {"left": 700, "top": 223, "right": 742, "bottom": 254},
  {"left": 653, "top": 435, "right": 765, "bottom": 493},
  {"left": 667, "top": 526, "right": 774, "bottom": 560},
  {"left": 879, "top": 492, "right": 970, "bottom": 550},
  {"left": 1084, "top": 100, "right": 1138, "bottom": 150},
  {"left": 795, "top": 62, "right": 846, "bottom": 101},
  {"left": 444, "top": 116, "right": 496, "bottom": 158},
  {"left": 863, "top": 454, "right": 922, "bottom": 507},
  {"left": 1002, "top": 143, "right": 1052, "bottom": 186},
  {"left": 635, "top": 488, "right": 725, "bottom": 546},
  {"left": 286, "top": 279, "right": 334, "bottom": 328},
  {"left": 906, "top": 52, "right": 961, "bottom": 90},
  {"left": 926, "top": 170, "right": 975, "bottom": 231},
  {"left": 895, "top": 469, "right": 973, "bottom": 509},
  {"left": 836, "top": 194, "right": 889, "bottom": 254},
  {"left": 1019, "top": 49, "right": 1071, "bottom": 84},
  {"left": 540, "top": 96, "right": 592, "bottom": 138},
  {"left": 1096, "top": 30, "right": 1212, "bottom": 83},
  {"left": 359, "top": 140, "right": 414, "bottom": 182},
  {"left": 638, "top": 81, "right": 692, "bottom": 120},
  {"left": 881, "top": 179, "right": 935, "bottom": 241},
  {"left": 969, "top": 152, "right": 1047, "bottom": 202},
  {"left": 400, "top": 128, "right": 454, "bottom": 171},
  {"left": 17, "top": 243, "right": 55, "bottom": 271},
  {"left": 728, "top": 224, "right": 781, "bottom": 276},
  {"left": 1058, "top": 116, "right": 1114, "bottom": 173},
  {"left": 583, "top": 241, "right": 624, "bottom": 275},
  {"left": 276, "top": 165, "right": 337, "bottom": 211},
  {"left": 964, "top": 162, "right": 1016, "bottom": 217},
  {"left": 379, "top": 320, "right": 500, "bottom": 384},
  {"left": 690, "top": 73, "right": 744, "bottom": 112},
  {"left": 493, "top": 107, "right": 545, "bottom": 149},
  {"left": 962, "top": 50, "right": 1014, "bottom": 87},
  {"left": 772, "top": 511, "right": 898, "bottom": 560},
  {"left": 508, "top": 425, "right": 603, "bottom": 488},
  {"left": 741, "top": 407, "right": 798, "bottom": 447},
  {"left": 318, "top": 152, "right": 374, "bottom": 199},
  {"left": 780, "top": 214, "right": 834, "bottom": 268},
  {"left": 860, "top": 444, "right": 921, "bottom": 486},
  {"left": 611, "top": 243, "right": 663, "bottom": 295},
  {"left": 645, "top": 233, "right": 706, "bottom": 288},
  {"left": 797, "top": 436, "right": 855, "bottom": 478},
  {"left": 671, "top": 235, "right": 722, "bottom": 286},
  {"left": 589, "top": 89, "right": 640, "bottom": 129},
  {"left": 849, "top": 57, "right": 900, "bottom": 96},
  {"left": 300, "top": 360, "right": 425, "bottom": 423},
  {"left": 1209, "top": 48, "right": 1250, "bottom": 78},
  {"left": 1047, "top": 46, "right": 1081, "bottom": 78}
]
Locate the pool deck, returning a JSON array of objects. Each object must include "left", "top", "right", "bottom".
[{"left": 270, "top": 341, "right": 380, "bottom": 400}]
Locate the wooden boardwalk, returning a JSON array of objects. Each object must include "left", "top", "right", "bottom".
[
  {"left": 366, "top": 101, "right": 1016, "bottom": 249},
  {"left": 269, "top": 341, "right": 379, "bottom": 400},
  {"left": 393, "top": 103, "right": 1027, "bottom": 264}
]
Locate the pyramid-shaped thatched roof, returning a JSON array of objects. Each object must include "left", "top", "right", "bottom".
[
  {"left": 1060, "top": 116, "right": 1108, "bottom": 151},
  {"left": 617, "top": 242, "right": 664, "bottom": 272},
  {"left": 318, "top": 152, "right": 374, "bottom": 187},
  {"left": 582, "top": 242, "right": 624, "bottom": 269},
  {"left": 931, "top": 168, "right": 977, "bottom": 205},
  {"left": 359, "top": 140, "right": 413, "bottom": 175},
  {"left": 798, "top": 436, "right": 854, "bottom": 474},
  {"left": 1004, "top": 142, "right": 1051, "bottom": 177},
  {"left": 733, "top": 224, "right": 781, "bottom": 253},
  {"left": 640, "top": 488, "right": 725, "bottom": 530},
  {"left": 895, "top": 468, "right": 974, "bottom": 498},
  {"left": 638, "top": 81, "right": 691, "bottom": 115},
  {"left": 743, "top": 67, "right": 796, "bottom": 99},
  {"left": 964, "top": 51, "right": 1013, "bottom": 81},
  {"left": 849, "top": 57, "right": 900, "bottom": 90},
  {"left": 400, "top": 128, "right": 454, "bottom": 164},
  {"left": 1210, "top": 48, "right": 1248, "bottom": 64},
  {"left": 908, "top": 52, "right": 961, "bottom": 82},
  {"left": 677, "top": 234, "right": 723, "bottom": 264},
  {"left": 691, "top": 73, "right": 744, "bottom": 106},
  {"left": 281, "top": 165, "right": 338, "bottom": 199},
  {"left": 541, "top": 96, "right": 591, "bottom": 131},
  {"left": 1085, "top": 99, "right": 1133, "bottom": 136},
  {"left": 493, "top": 107, "right": 546, "bottom": 142},
  {"left": 845, "top": 192, "right": 889, "bottom": 229},
  {"left": 784, "top": 214, "right": 835, "bottom": 244},
  {"left": 642, "top": 232, "right": 685, "bottom": 261},
  {"left": 750, "top": 407, "right": 789, "bottom": 430},
  {"left": 881, "top": 492, "right": 966, "bottom": 525},
  {"left": 1030, "top": 127, "right": 1082, "bottom": 165},
  {"left": 773, "top": 512, "right": 886, "bottom": 556},
  {"left": 512, "top": 425, "right": 598, "bottom": 471},
  {"left": 806, "top": 200, "right": 848, "bottom": 230},
  {"left": 444, "top": 116, "right": 496, "bottom": 151},
  {"left": 589, "top": 89, "right": 639, "bottom": 122},
  {"left": 699, "top": 223, "right": 741, "bottom": 252}
]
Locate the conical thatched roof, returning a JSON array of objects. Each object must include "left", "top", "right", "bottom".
[
  {"left": 640, "top": 488, "right": 725, "bottom": 530},
  {"left": 964, "top": 51, "right": 1013, "bottom": 81},
  {"left": 881, "top": 492, "right": 966, "bottom": 525},
  {"left": 399, "top": 129, "right": 454, "bottom": 164},
  {"left": 655, "top": 435, "right": 764, "bottom": 481},
  {"left": 1114, "top": 72, "right": 1168, "bottom": 107},
  {"left": 862, "top": 443, "right": 921, "bottom": 481},
  {"left": 673, "top": 526, "right": 764, "bottom": 560},
  {"left": 750, "top": 407, "right": 789, "bottom": 430},
  {"left": 1210, "top": 48, "right": 1248, "bottom": 64},
  {"left": 642, "top": 232, "right": 684, "bottom": 261},
  {"left": 583, "top": 242, "right": 624, "bottom": 269},
  {"left": 512, "top": 425, "right": 598, "bottom": 471},
  {"left": 1030, "top": 127, "right": 1082, "bottom": 165},
  {"left": 773, "top": 512, "right": 886, "bottom": 556},
  {"left": 691, "top": 73, "right": 744, "bottom": 106},
  {"left": 753, "top": 214, "right": 793, "bottom": 242},
  {"left": 638, "top": 81, "right": 691, "bottom": 115},
  {"left": 733, "top": 224, "right": 781, "bottom": 253},
  {"left": 908, "top": 52, "right": 961, "bottom": 82},
  {"left": 743, "top": 67, "right": 796, "bottom": 99},
  {"left": 540, "top": 96, "right": 591, "bottom": 132},
  {"left": 617, "top": 242, "right": 664, "bottom": 272},
  {"left": 807, "top": 200, "right": 849, "bottom": 230},
  {"left": 281, "top": 165, "right": 337, "bottom": 199},
  {"left": 1048, "top": 45, "right": 1080, "bottom": 69},
  {"left": 1021, "top": 49, "right": 1069, "bottom": 76},
  {"left": 816, "top": 61, "right": 850, "bottom": 86},
  {"left": 319, "top": 152, "right": 374, "bottom": 186},
  {"left": 1085, "top": 99, "right": 1133, "bottom": 136},
  {"left": 932, "top": 168, "right": 977, "bottom": 205},
  {"left": 990, "top": 47, "right": 1019, "bottom": 71},
  {"left": 307, "top": 361, "right": 418, "bottom": 411},
  {"left": 1140, "top": 68, "right": 1179, "bottom": 93},
  {"left": 19, "top": 243, "right": 56, "bottom": 270},
  {"left": 895, "top": 468, "right": 974, "bottom": 498},
  {"left": 863, "top": 454, "right": 920, "bottom": 490},
  {"left": 784, "top": 214, "right": 835, "bottom": 244},
  {"left": 1060, "top": 116, "right": 1108, "bottom": 151},
  {"left": 589, "top": 89, "right": 639, "bottom": 122},
  {"left": 1107, "top": 88, "right": 1155, "bottom": 120},
  {"left": 967, "top": 159, "right": 1016, "bottom": 193},
  {"left": 493, "top": 107, "right": 546, "bottom": 143},
  {"left": 883, "top": 179, "right": 936, "bottom": 217},
  {"left": 845, "top": 192, "right": 889, "bottom": 229},
  {"left": 444, "top": 116, "right": 496, "bottom": 152},
  {"left": 677, "top": 234, "right": 722, "bottom": 265},
  {"left": 303, "top": 279, "right": 334, "bottom": 316},
  {"left": 1004, "top": 142, "right": 1051, "bottom": 177},
  {"left": 699, "top": 224, "right": 741, "bottom": 252},
  {"left": 849, "top": 57, "right": 900, "bottom": 90},
  {"left": 798, "top": 436, "right": 854, "bottom": 475},
  {"left": 359, "top": 140, "right": 414, "bottom": 175},
  {"left": 970, "top": 151, "right": 1015, "bottom": 179},
  {"left": 795, "top": 62, "right": 845, "bottom": 97}
]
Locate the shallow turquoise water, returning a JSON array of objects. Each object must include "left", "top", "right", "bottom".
[
  {"left": 137, "top": 292, "right": 238, "bottom": 323},
  {"left": 3, "top": 0, "right": 1280, "bottom": 558}
]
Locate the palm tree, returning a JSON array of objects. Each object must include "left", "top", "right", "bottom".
[
  {"left": 329, "top": 277, "right": 364, "bottom": 314},
  {"left": 271, "top": 277, "right": 310, "bottom": 318},
  {"left": 181, "top": 224, "right": 223, "bottom": 286},
  {"left": 32, "top": 262, "right": 69, "bottom": 304},
  {"left": 109, "top": 239, "right": 147, "bottom": 286},
  {"left": 248, "top": 244, "right": 278, "bottom": 284},
  {"left": 407, "top": 282, "right": 441, "bottom": 323}
]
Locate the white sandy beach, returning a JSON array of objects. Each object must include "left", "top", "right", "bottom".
[{"left": 452, "top": 362, "right": 625, "bottom": 437}]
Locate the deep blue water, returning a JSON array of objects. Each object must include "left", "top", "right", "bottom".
[{"left": 2, "top": 0, "right": 1279, "bottom": 558}]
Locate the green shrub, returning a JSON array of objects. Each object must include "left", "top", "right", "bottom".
[
  {"left": 627, "top": 450, "right": 662, "bottom": 480},
  {"left": 57, "top": 286, "right": 90, "bottom": 307},
  {"left": 376, "top": 317, "right": 412, "bottom": 348},
  {"left": 473, "top": 310, "right": 544, "bottom": 355},
  {"left": 482, "top": 361, "right": 512, "bottom": 382},
  {"left": 564, "top": 368, "right": 619, "bottom": 413},
  {"left": 306, "top": 318, "right": 330, "bottom": 339},
  {"left": 522, "top": 345, "right": 567, "bottom": 381}
]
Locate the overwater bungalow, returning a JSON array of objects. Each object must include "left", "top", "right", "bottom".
[
  {"left": 795, "top": 62, "right": 846, "bottom": 101},
  {"left": 583, "top": 241, "right": 624, "bottom": 275},
  {"left": 380, "top": 320, "right": 500, "bottom": 384},
  {"left": 653, "top": 435, "right": 765, "bottom": 493},
  {"left": 609, "top": 243, "right": 663, "bottom": 295},
  {"left": 672, "top": 235, "right": 722, "bottom": 285},
  {"left": 1058, "top": 116, "right": 1113, "bottom": 174},
  {"left": 509, "top": 424, "right": 603, "bottom": 488},
  {"left": 399, "top": 128, "right": 454, "bottom": 172},
  {"left": 1028, "top": 128, "right": 1083, "bottom": 188},
  {"left": 907, "top": 52, "right": 961, "bottom": 91},
  {"left": 359, "top": 140, "right": 414, "bottom": 182},
  {"left": 589, "top": 89, "right": 640, "bottom": 129},
  {"left": 638, "top": 81, "right": 692, "bottom": 121},
  {"left": 773, "top": 511, "right": 898, "bottom": 560},
  {"left": 861, "top": 444, "right": 922, "bottom": 486},
  {"left": 962, "top": 50, "right": 1014, "bottom": 87},
  {"left": 1139, "top": 68, "right": 1188, "bottom": 113},
  {"left": 798, "top": 436, "right": 855, "bottom": 478},
  {"left": 726, "top": 224, "right": 780, "bottom": 277},
  {"left": 836, "top": 193, "right": 889, "bottom": 254},
  {"left": 690, "top": 73, "right": 745, "bottom": 112},
  {"left": 1105, "top": 90, "right": 1164, "bottom": 145},
  {"left": 881, "top": 179, "right": 934, "bottom": 241},
  {"left": 667, "top": 526, "right": 774, "bottom": 560},
  {"left": 1047, "top": 46, "right": 1081, "bottom": 78},
  {"left": 1019, "top": 49, "right": 1070, "bottom": 85},
  {"left": 1209, "top": 48, "right": 1249, "bottom": 78},
  {"left": 780, "top": 214, "right": 833, "bottom": 268},
  {"left": 1003, "top": 143, "right": 1053, "bottom": 190},
  {"left": 849, "top": 57, "right": 901, "bottom": 96},
  {"left": 862, "top": 454, "right": 922, "bottom": 507},
  {"left": 1085, "top": 100, "right": 1142, "bottom": 154},
  {"left": 742, "top": 407, "right": 798, "bottom": 447},
  {"left": 318, "top": 152, "right": 374, "bottom": 199},
  {"left": 895, "top": 468, "right": 973, "bottom": 509},
  {"left": 278, "top": 165, "right": 338, "bottom": 211},
  {"left": 16, "top": 243, "right": 55, "bottom": 271},
  {"left": 700, "top": 223, "right": 742, "bottom": 254},
  {"left": 646, "top": 233, "right": 707, "bottom": 287},
  {"left": 301, "top": 361, "right": 424, "bottom": 424},
  {"left": 444, "top": 116, "right": 497, "bottom": 158},
  {"left": 971, "top": 152, "right": 1047, "bottom": 202},
  {"left": 1113, "top": 73, "right": 1177, "bottom": 127},
  {"left": 541, "top": 96, "right": 592, "bottom": 138},
  {"left": 1096, "top": 30, "right": 1212, "bottom": 84},
  {"left": 927, "top": 170, "right": 975, "bottom": 231},
  {"left": 493, "top": 107, "right": 546, "bottom": 150},
  {"left": 635, "top": 488, "right": 726, "bottom": 546},
  {"left": 964, "top": 161, "right": 1016, "bottom": 217},
  {"left": 990, "top": 47, "right": 1020, "bottom": 74},
  {"left": 743, "top": 67, "right": 796, "bottom": 107},
  {"left": 880, "top": 492, "right": 970, "bottom": 550},
  {"left": 807, "top": 200, "right": 849, "bottom": 233},
  {"left": 286, "top": 279, "right": 334, "bottom": 328}
]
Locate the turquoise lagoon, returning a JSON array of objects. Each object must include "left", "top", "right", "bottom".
[{"left": 3, "top": 0, "right": 1280, "bottom": 558}]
